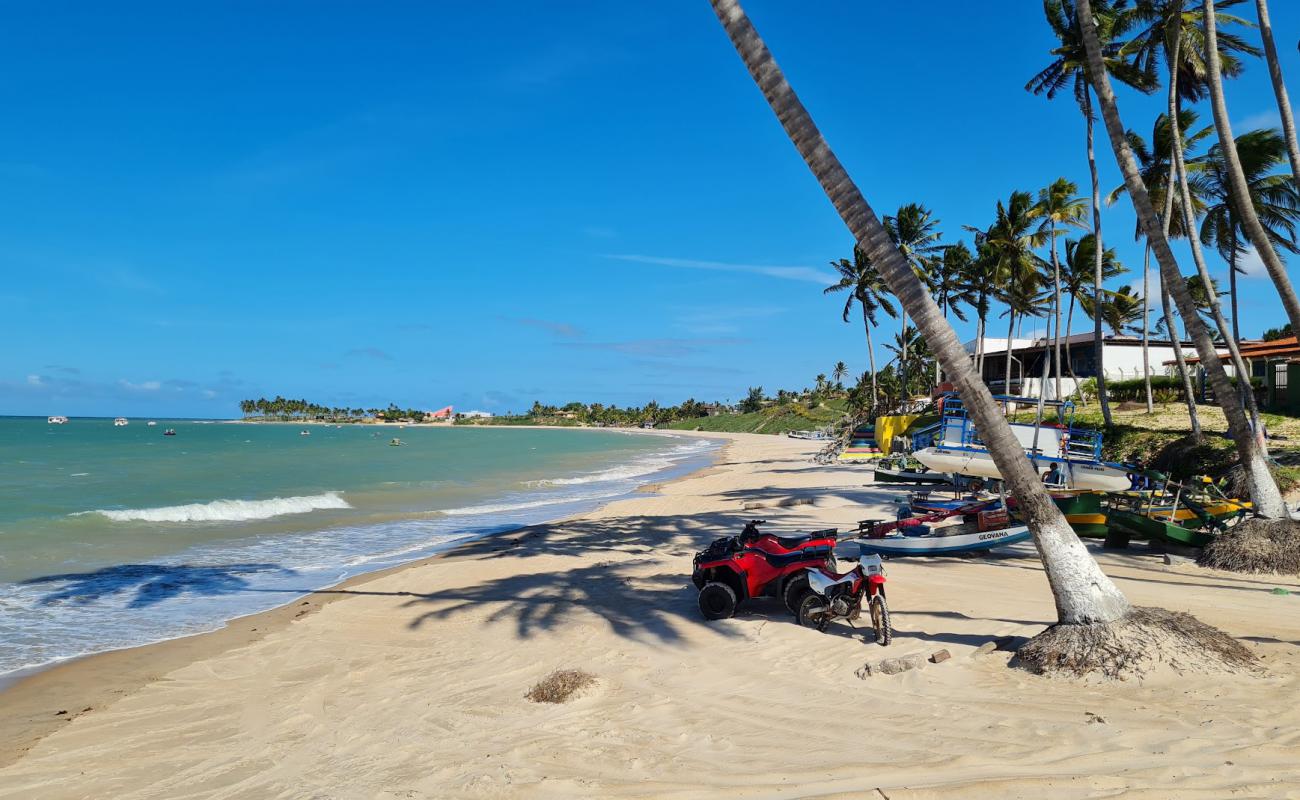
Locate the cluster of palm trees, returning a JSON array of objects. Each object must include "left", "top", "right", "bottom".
[
  {"left": 709, "top": 0, "right": 1300, "bottom": 639},
  {"left": 826, "top": 0, "right": 1299, "bottom": 440},
  {"left": 825, "top": 188, "right": 1138, "bottom": 414},
  {"left": 239, "top": 398, "right": 426, "bottom": 422}
]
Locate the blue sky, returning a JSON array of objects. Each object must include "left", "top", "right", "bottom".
[{"left": 3, "top": 1, "right": 1298, "bottom": 417}]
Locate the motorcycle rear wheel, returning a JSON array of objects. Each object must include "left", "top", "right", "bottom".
[
  {"left": 797, "top": 593, "right": 830, "bottom": 632},
  {"left": 869, "top": 594, "right": 891, "bottom": 646}
]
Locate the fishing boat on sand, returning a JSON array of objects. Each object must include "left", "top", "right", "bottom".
[
  {"left": 873, "top": 454, "right": 949, "bottom": 484},
  {"left": 856, "top": 501, "right": 1028, "bottom": 555},
  {"left": 913, "top": 395, "right": 1131, "bottom": 492}
]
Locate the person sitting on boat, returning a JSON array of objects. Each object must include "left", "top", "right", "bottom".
[{"left": 1042, "top": 462, "right": 1064, "bottom": 486}]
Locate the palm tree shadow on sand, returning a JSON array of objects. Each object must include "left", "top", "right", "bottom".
[
  {"left": 400, "top": 513, "right": 766, "bottom": 644},
  {"left": 21, "top": 563, "right": 296, "bottom": 609}
]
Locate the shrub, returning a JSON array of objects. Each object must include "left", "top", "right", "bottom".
[{"left": 525, "top": 669, "right": 596, "bottom": 703}]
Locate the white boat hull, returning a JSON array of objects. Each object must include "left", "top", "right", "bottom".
[
  {"left": 913, "top": 446, "right": 1130, "bottom": 492},
  {"left": 858, "top": 524, "right": 1032, "bottom": 555}
]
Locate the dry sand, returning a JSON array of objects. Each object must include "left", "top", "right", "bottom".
[{"left": 2, "top": 431, "right": 1299, "bottom": 798}]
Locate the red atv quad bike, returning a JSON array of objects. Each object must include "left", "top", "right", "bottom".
[{"left": 691, "top": 520, "right": 838, "bottom": 620}]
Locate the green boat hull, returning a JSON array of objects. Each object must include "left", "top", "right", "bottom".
[{"left": 1108, "top": 509, "right": 1212, "bottom": 547}]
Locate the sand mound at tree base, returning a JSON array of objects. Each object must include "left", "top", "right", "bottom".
[
  {"left": 1015, "top": 607, "right": 1258, "bottom": 680},
  {"left": 1198, "top": 518, "right": 1300, "bottom": 575}
]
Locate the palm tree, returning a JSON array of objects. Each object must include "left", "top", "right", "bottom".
[
  {"left": 1077, "top": 0, "right": 1288, "bottom": 517},
  {"left": 1031, "top": 178, "right": 1089, "bottom": 399},
  {"left": 1199, "top": 0, "right": 1300, "bottom": 336},
  {"left": 963, "top": 240, "right": 1004, "bottom": 380},
  {"left": 710, "top": 0, "right": 1131, "bottom": 627},
  {"left": 1197, "top": 128, "right": 1300, "bottom": 343},
  {"left": 884, "top": 203, "right": 944, "bottom": 394},
  {"left": 1028, "top": 0, "right": 1156, "bottom": 425},
  {"left": 1252, "top": 0, "right": 1300, "bottom": 200},
  {"left": 1082, "top": 284, "right": 1144, "bottom": 336},
  {"left": 832, "top": 360, "right": 848, "bottom": 390},
  {"left": 972, "top": 191, "right": 1046, "bottom": 393},
  {"left": 1108, "top": 109, "right": 1211, "bottom": 426},
  {"left": 930, "top": 242, "right": 976, "bottom": 385},
  {"left": 1061, "top": 235, "right": 1127, "bottom": 398},
  {"left": 825, "top": 247, "right": 898, "bottom": 404}
]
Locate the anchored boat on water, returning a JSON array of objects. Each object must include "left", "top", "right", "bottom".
[{"left": 913, "top": 395, "right": 1131, "bottom": 492}]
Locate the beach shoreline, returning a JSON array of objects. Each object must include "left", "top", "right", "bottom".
[
  {"left": 0, "top": 429, "right": 736, "bottom": 770},
  {"left": 2, "top": 431, "right": 1298, "bottom": 798}
]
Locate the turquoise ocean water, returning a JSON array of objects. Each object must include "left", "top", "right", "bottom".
[{"left": 0, "top": 418, "right": 717, "bottom": 679}]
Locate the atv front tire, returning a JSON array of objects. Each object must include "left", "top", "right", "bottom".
[
  {"left": 782, "top": 575, "right": 809, "bottom": 615},
  {"left": 698, "top": 582, "right": 737, "bottom": 620}
]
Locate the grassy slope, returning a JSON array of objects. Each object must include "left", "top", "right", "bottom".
[{"left": 664, "top": 400, "right": 848, "bottom": 435}]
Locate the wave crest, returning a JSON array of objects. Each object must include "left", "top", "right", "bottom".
[{"left": 77, "top": 492, "right": 351, "bottom": 523}]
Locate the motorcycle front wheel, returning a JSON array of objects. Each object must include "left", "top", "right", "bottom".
[
  {"left": 797, "top": 593, "right": 830, "bottom": 632},
  {"left": 869, "top": 594, "right": 891, "bottom": 646}
]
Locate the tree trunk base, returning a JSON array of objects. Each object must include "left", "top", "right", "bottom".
[
  {"left": 1014, "top": 606, "right": 1257, "bottom": 680},
  {"left": 1198, "top": 518, "right": 1300, "bottom": 575}
]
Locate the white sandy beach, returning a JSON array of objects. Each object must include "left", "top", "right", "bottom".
[{"left": 2, "top": 431, "right": 1299, "bottom": 798}]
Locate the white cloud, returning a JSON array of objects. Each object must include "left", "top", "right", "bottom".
[
  {"left": 606, "top": 254, "right": 837, "bottom": 285},
  {"left": 1236, "top": 110, "right": 1282, "bottom": 131},
  {"left": 1237, "top": 245, "right": 1268, "bottom": 277},
  {"left": 118, "top": 379, "right": 162, "bottom": 392},
  {"left": 26, "top": 374, "right": 43, "bottom": 386}
]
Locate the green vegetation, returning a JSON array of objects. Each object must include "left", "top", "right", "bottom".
[{"left": 239, "top": 397, "right": 428, "bottom": 423}]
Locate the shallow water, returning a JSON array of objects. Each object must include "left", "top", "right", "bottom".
[{"left": 0, "top": 418, "right": 717, "bottom": 677}]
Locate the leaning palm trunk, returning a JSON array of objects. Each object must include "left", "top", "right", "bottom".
[
  {"left": 1255, "top": 0, "right": 1300, "bottom": 202},
  {"left": 1168, "top": 115, "right": 1268, "bottom": 454},
  {"left": 1159, "top": 32, "right": 1204, "bottom": 442},
  {"left": 1142, "top": 246, "right": 1153, "bottom": 413},
  {"left": 1203, "top": 0, "right": 1300, "bottom": 336},
  {"left": 1050, "top": 222, "right": 1063, "bottom": 400},
  {"left": 1085, "top": 90, "right": 1113, "bottom": 426},
  {"left": 710, "top": 0, "right": 1130, "bottom": 624},
  {"left": 1005, "top": 313, "right": 1016, "bottom": 393},
  {"left": 1080, "top": 0, "right": 1287, "bottom": 518}
]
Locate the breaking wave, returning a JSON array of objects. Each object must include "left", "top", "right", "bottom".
[{"left": 76, "top": 492, "right": 351, "bottom": 523}]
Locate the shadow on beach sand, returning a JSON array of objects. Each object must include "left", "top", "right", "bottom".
[
  {"left": 20, "top": 563, "right": 297, "bottom": 608},
  {"left": 399, "top": 513, "right": 752, "bottom": 643}
]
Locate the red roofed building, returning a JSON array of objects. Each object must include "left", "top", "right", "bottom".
[
  {"left": 1166, "top": 337, "right": 1300, "bottom": 413},
  {"left": 424, "top": 406, "right": 454, "bottom": 421}
]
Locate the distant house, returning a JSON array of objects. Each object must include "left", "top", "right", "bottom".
[
  {"left": 1168, "top": 336, "right": 1300, "bottom": 413},
  {"left": 457, "top": 410, "right": 493, "bottom": 419},
  {"left": 424, "top": 406, "right": 454, "bottom": 421},
  {"left": 967, "top": 333, "right": 1190, "bottom": 399},
  {"left": 701, "top": 403, "right": 726, "bottom": 417}
]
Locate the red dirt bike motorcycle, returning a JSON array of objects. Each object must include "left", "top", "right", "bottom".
[
  {"left": 796, "top": 553, "right": 891, "bottom": 645},
  {"left": 692, "top": 520, "right": 838, "bottom": 620}
]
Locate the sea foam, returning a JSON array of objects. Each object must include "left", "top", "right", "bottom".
[{"left": 77, "top": 492, "right": 351, "bottom": 523}]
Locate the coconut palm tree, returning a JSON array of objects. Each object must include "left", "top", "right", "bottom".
[
  {"left": 1082, "top": 284, "right": 1144, "bottom": 336},
  {"left": 1031, "top": 178, "right": 1089, "bottom": 399},
  {"left": 1028, "top": 0, "right": 1157, "bottom": 425},
  {"left": 963, "top": 239, "right": 1004, "bottom": 380},
  {"left": 971, "top": 191, "right": 1047, "bottom": 393},
  {"left": 710, "top": 0, "right": 1132, "bottom": 627},
  {"left": 930, "top": 242, "right": 977, "bottom": 385},
  {"left": 1197, "top": 128, "right": 1300, "bottom": 343},
  {"left": 1061, "top": 235, "right": 1128, "bottom": 398},
  {"left": 1108, "top": 109, "right": 1212, "bottom": 424},
  {"left": 832, "top": 360, "right": 848, "bottom": 390},
  {"left": 1077, "top": 0, "right": 1288, "bottom": 517},
  {"left": 1252, "top": 0, "right": 1300, "bottom": 199},
  {"left": 1199, "top": 0, "right": 1300, "bottom": 337},
  {"left": 884, "top": 203, "right": 944, "bottom": 395},
  {"left": 825, "top": 248, "right": 898, "bottom": 405}
]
